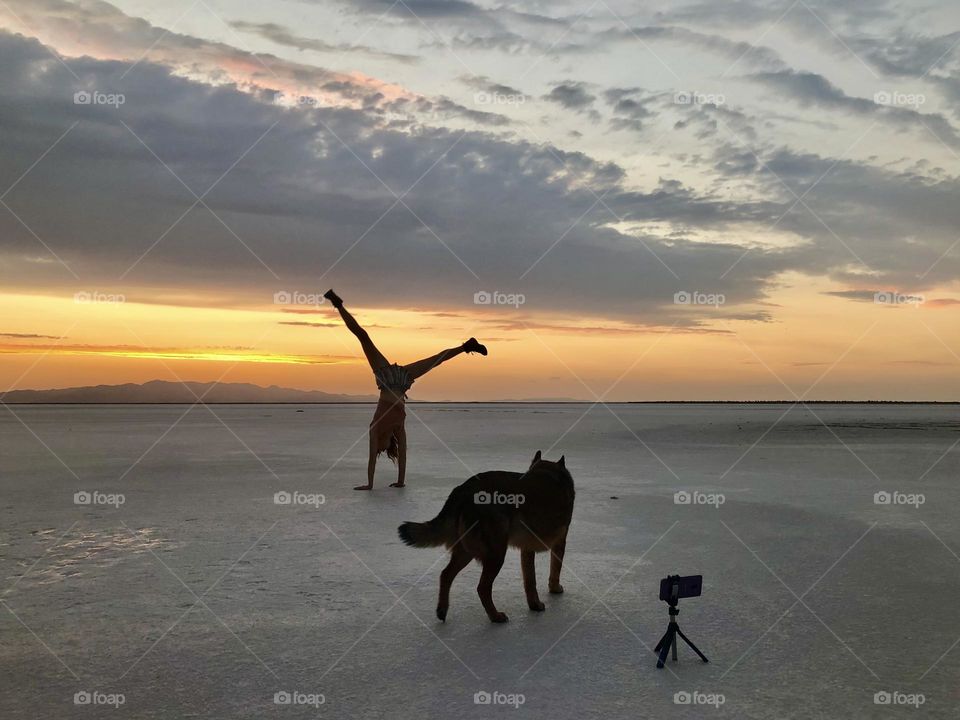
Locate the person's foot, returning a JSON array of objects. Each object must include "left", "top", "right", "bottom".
[
  {"left": 324, "top": 289, "right": 344, "bottom": 308},
  {"left": 353, "top": 484, "right": 372, "bottom": 491},
  {"left": 389, "top": 482, "right": 405, "bottom": 488},
  {"left": 462, "top": 337, "right": 487, "bottom": 356}
]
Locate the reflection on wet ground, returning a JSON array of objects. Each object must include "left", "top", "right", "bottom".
[{"left": 2, "top": 527, "right": 172, "bottom": 589}]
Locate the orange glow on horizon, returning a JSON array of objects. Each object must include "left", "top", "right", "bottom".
[
  {"left": 1, "top": 276, "right": 959, "bottom": 401},
  {"left": 0, "top": 342, "right": 353, "bottom": 366}
]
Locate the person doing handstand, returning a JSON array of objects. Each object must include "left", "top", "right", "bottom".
[{"left": 324, "top": 289, "right": 488, "bottom": 490}]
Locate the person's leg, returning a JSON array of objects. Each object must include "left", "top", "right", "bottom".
[
  {"left": 403, "top": 346, "right": 462, "bottom": 380},
  {"left": 389, "top": 425, "right": 406, "bottom": 488},
  {"left": 354, "top": 434, "right": 377, "bottom": 491},
  {"left": 403, "top": 338, "right": 487, "bottom": 380},
  {"left": 327, "top": 291, "right": 389, "bottom": 370}
]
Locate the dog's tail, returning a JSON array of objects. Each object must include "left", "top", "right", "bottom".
[
  {"left": 398, "top": 484, "right": 471, "bottom": 548},
  {"left": 397, "top": 520, "right": 446, "bottom": 548}
]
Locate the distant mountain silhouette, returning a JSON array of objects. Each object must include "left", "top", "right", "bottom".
[{"left": 1, "top": 380, "right": 377, "bottom": 403}]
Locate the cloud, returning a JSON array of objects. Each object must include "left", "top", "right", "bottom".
[
  {"left": 339, "top": 0, "right": 488, "bottom": 20},
  {"left": 458, "top": 74, "right": 526, "bottom": 98},
  {"left": 543, "top": 81, "right": 596, "bottom": 110},
  {"left": 822, "top": 290, "right": 928, "bottom": 305},
  {"left": 0, "top": 341, "right": 352, "bottom": 364},
  {"left": 729, "top": 145, "right": 960, "bottom": 287},
  {"left": 598, "top": 24, "right": 786, "bottom": 70},
  {"left": 229, "top": 21, "right": 420, "bottom": 65},
  {"left": 885, "top": 359, "right": 954, "bottom": 366},
  {"left": 390, "top": 95, "right": 513, "bottom": 126},
  {"left": 603, "top": 88, "right": 657, "bottom": 132},
  {"left": 3, "top": 0, "right": 960, "bottom": 333},
  {"left": 0, "top": 0, "right": 410, "bottom": 105},
  {"left": 653, "top": 0, "right": 788, "bottom": 27},
  {"left": 4, "top": 0, "right": 498, "bottom": 132},
  {"left": 0, "top": 332, "right": 64, "bottom": 339},
  {"left": 336, "top": 0, "right": 568, "bottom": 28},
  {"left": 332, "top": 0, "right": 581, "bottom": 55},
  {"left": 748, "top": 69, "right": 960, "bottom": 148},
  {"left": 822, "top": 290, "right": 884, "bottom": 302},
  {"left": 849, "top": 30, "right": 960, "bottom": 78},
  {"left": 482, "top": 318, "right": 735, "bottom": 336},
  {"left": 842, "top": 29, "right": 960, "bottom": 117},
  {"left": 0, "top": 28, "right": 797, "bottom": 326},
  {"left": 278, "top": 321, "right": 339, "bottom": 327}
]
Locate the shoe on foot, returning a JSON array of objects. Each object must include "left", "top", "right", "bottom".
[
  {"left": 462, "top": 338, "right": 487, "bottom": 356},
  {"left": 324, "top": 289, "right": 344, "bottom": 308}
]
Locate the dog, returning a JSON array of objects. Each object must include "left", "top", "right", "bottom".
[{"left": 397, "top": 451, "right": 575, "bottom": 623}]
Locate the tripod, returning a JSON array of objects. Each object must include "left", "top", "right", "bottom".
[{"left": 654, "top": 600, "right": 709, "bottom": 668}]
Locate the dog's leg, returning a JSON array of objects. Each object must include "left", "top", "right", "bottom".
[
  {"left": 521, "top": 550, "right": 545, "bottom": 611},
  {"left": 548, "top": 530, "right": 567, "bottom": 594},
  {"left": 477, "top": 543, "right": 508, "bottom": 623},
  {"left": 437, "top": 546, "right": 472, "bottom": 622}
]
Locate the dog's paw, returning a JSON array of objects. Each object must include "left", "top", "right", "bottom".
[
  {"left": 489, "top": 612, "right": 509, "bottom": 623},
  {"left": 436, "top": 606, "right": 448, "bottom": 622},
  {"left": 528, "top": 601, "right": 546, "bottom": 612},
  {"left": 549, "top": 584, "right": 564, "bottom": 594}
]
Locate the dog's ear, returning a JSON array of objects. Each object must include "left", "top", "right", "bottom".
[
  {"left": 532, "top": 450, "right": 542, "bottom": 464},
  {"left": 558, "top": 455, "right": 565, "bottom": 469}
]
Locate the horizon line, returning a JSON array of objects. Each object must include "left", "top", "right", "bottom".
[{"left": 3, "top": 400, "right": 959, "bottom": 405}]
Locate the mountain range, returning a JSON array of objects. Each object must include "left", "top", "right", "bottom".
[{"left": 1, "top": 380, "right": 378, "bottom": 403}]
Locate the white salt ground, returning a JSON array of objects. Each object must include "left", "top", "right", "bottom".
[{"left": 1, "top": 403, "right": 957, "bottom": 718}]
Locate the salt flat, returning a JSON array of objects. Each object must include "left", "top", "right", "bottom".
[{"left": 1, "top": 403, "right": 958, "bottom": 718}]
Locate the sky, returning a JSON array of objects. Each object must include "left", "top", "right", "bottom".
[{"left": 0, "top": 0, "right": 958, "bottom": 400}]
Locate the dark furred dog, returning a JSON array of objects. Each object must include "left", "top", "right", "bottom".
[{"left": 398, "top": 451, "right": 575, "bottom": 623}]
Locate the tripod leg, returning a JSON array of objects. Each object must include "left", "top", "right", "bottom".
[
  {"left": 656, "top": 628, "right": 674, "bottom": 668},
  {"left": 675, "top": 626, "right": 709, "bottom": 663}
]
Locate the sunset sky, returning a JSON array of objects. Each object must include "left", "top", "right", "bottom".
[{"left": 1, "top": 0, "right": 958, "bottom": 400}]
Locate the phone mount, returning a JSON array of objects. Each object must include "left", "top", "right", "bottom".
[{"left": 654, "top": 578, "right": 709, "bottom": 669}]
